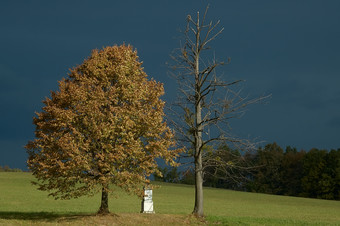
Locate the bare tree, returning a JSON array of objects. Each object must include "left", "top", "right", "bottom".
[{"left": 169, "top": 6, "right": 270, "bottom": 217}]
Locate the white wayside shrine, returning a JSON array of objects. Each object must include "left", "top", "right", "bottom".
[{"left": 141, "top": 187, "right": 155, "bottom": 213}]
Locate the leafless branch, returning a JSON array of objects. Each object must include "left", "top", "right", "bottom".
[{"left": 167, "top": 6, "right": 270, "bottom": 213}]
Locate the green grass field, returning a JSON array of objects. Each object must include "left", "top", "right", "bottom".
[{"left": 0, "top": 172, "right": 340, "bottom": 225}]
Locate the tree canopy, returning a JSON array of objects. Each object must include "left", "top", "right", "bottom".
[{"left": 26, "top": 44, "right": 181, "bottom": 213}]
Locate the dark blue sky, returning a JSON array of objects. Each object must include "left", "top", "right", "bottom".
[{"left": 1, "top": 0, "right": 340, "bottom": 170}]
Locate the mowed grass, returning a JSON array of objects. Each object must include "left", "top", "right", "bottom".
[{"left": 0, "top": 172, "right": 339, "bottom": 225}]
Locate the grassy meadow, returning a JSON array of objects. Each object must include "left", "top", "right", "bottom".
[{"left": 0, "top": 172, "right": 340, "bottom": 225}]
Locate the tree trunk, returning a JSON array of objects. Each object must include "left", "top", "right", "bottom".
[
  {"left": 193, "top": 99, "right": 204, "bottom": 217},
  {"left": 193, "top": 153, "right": 204, "bottom": 217},
  {"left": 192, "top": 16, "right": 204, "bottom": 217},
  {"left": 98, "top": 186, "right": 110, "bottom": 214}
]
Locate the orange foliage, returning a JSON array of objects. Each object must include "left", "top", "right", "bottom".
[{"left": 26, "top": 44, "right": 181, "bottom": 199}]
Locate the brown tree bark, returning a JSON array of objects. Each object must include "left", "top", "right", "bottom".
[
  {"left": 98, "top": 186, "right": 109, "bottom": 214},
  {"left": 192, "top": 30, "right": 204, "bottom": 216},
  {"left": 193, "top": 153, "right": 204, "bottom": 216}
]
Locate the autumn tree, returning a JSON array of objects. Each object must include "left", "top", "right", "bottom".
[
  {"left": 170, "top": 6, "right": 269, "bottom": 216},
  {"left": 26, "top": 44, "right": 180, "bottom": 214}
]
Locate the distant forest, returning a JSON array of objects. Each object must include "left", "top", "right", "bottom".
[
  {"left": 0, "top": 165, "right": 22, "bottom": 172},
  {"left": 155, "top": 142, "right": 340, "bottom": 201}
]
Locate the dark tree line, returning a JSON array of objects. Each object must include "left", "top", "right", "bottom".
[
  {"left": 0, "top": 165, "right": 22, "bottom": 172},
  {"left": 247, "top": 143, "right": 340, "bottom": 200},
  {"left": 155, "top": 142, "right": 340, "bottom": 201}
]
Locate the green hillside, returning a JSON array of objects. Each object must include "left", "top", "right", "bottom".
[{"left": 0, "top": 172, "right": 339, "bottom": 225}]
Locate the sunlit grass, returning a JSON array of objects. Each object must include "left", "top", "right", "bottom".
[{"left": 0, "top": 172, "right": 340, "bottom": 225}]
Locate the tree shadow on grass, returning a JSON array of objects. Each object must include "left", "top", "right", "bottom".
[{"left": 0, "top": 211, "right": 94, "bottom": 223}]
